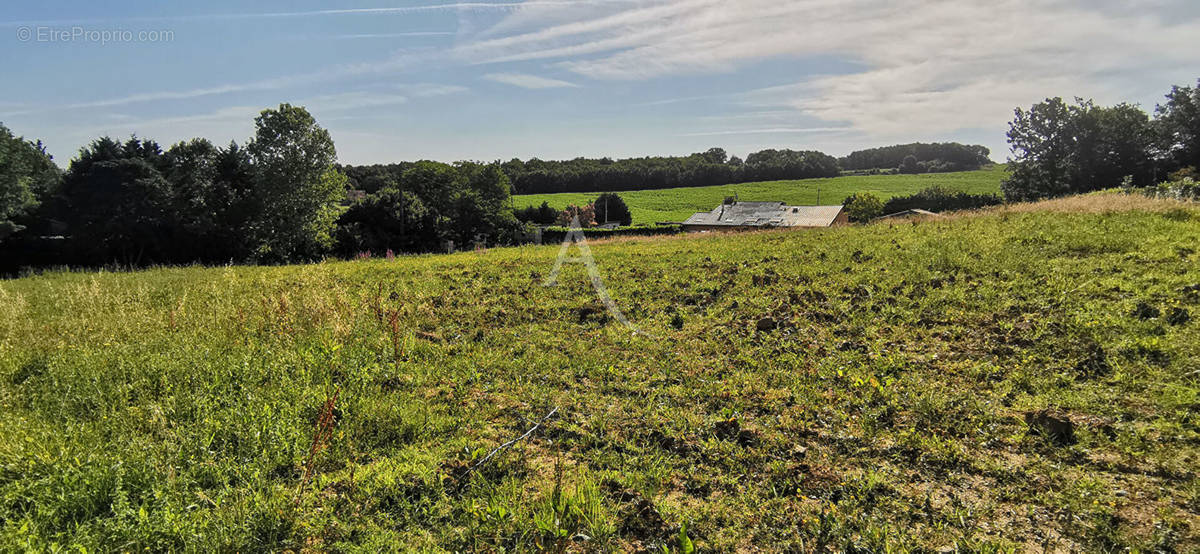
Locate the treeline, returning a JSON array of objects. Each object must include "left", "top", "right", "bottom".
[
  {"left": 0, "top": 105, "right": 522, "bottom": 274},
  {"left": 839, "top": 142, "right": 993, "bottom": 174},
  {"left": 343, "top": 148, "right": 842, "bottom": 196},
  {"left": 1003, "top": 78, "right": 1200, "bottom": 200}
]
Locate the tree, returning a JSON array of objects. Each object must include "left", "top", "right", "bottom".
[
  {"left": 163, "top": 139, "right": 258, "bottom": 262},
  {"left": 57, "top": 137, "right": 175, "bottom": 264},
  {"left": 898, "top": 155, "right": 923, "bottom": 174},
  {"left": 593, "top": 192, "right": 632, "bottom": 225},
  {"left": 701, "top": 147, "right": 728, "bottom": 165},
  {"left": 515, "top": 201, "right": 558, "bottom": 225},
  {"left": 335, "top": 186, "right": 436, "bottom": 255},
  {"left": 1155, "top": 79, "right": 1200, "bottom": 172},
  {"left": 839, "top": 142, "right": 992, "bottom": 172},
  {"left": 843, "top": 192, "right": 883, "bottom": 223},
  {"left": 0, "top": 124, "right": 59, "bottom": 240},
  {"left": 247, "top": 104, "right": 346, "bottom": 261},
  {"left": 1003, "top": 97, "right": 1155, "bottom": 200}
]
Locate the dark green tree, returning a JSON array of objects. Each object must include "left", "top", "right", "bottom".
[
  {"left": 898, "top": 155, "right": 923, "bottom": 174},
  {"left": 163, "top": 139, "right": 258, "bottom": 261},
  {"left": 336, "top": 186, "right": 436, "bottom": 255},
  {"left": 0, "top": 124, "right": 59, "bottom": 240},
  {"left": 700, "top": 147, "right": 728, "bottom": 165},
  {"left": 1003, "top": 97, "right": 1155, "bottom": 200},
  {"left": 593, "top": 192, "right": 632, "bottom": 225},
  {"left": 1155, "top": 79, "right": 1200, "bottom": 172},
  {"left": 247, "top": 104, "right": 347, "bottom": 261},
  {"left": 515, "top": 201, "right": 558, "bottom": 225},
  {"left": 58, "top": 137, "right": 174, "bottom": 264}
]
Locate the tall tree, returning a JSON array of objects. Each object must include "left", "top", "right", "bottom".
[
  {"left": 58, "top": 137, "right": 174, "bottom": 264},
  {"left": 593, "top": 192, "right": 632, "bottom": 225},
  {"left": 1003, "top": 97, "right": 1154, "bottom": 200},
  {"left": 0, "top": 124, "right": 59, "bottom": 240},
  {"left": 1155, "top": 79, "right": 1200, "bottom": 173},
  {"left": 163, "top": 139, "right": 257, "bottom": 261},
  {"left": 247, "top": 104, "right": 346, "bottom": 261}
]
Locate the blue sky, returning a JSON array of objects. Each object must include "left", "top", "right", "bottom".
[{"left": 2, "top": 0, "right": 1199, "bottom": 166}]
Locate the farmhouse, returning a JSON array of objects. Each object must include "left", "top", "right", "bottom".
[{"left": 682, "top": 201, "right": 848, "bottom": 231}]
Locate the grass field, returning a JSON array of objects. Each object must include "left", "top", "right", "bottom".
[
  {"left": 2, "top": 193, "right": 1198, "bottom": 551},
  {"left": 514, "top": 165, "right": 1008, "bottom": 224}
]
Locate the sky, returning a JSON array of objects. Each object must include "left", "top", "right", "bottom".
[{"left": 2, "top": 0, "right": 1199, "bottom": 167}]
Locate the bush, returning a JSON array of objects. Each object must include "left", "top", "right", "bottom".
[
  {"left": 843, "top": 192, "right": 884, "bottom": 222},
  {"left": 882, "top": 186, "right": 1003, "bottom": 214},
  {"left": 515, "top": 201, "right": 558, "bottom": 225},
  {"left": 1145, "top": 178, "right": 1199, "bottom": 200}
]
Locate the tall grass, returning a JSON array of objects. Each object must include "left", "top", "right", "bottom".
[{"left": 0, "top": 193, "right": 1197, "bottom": 551}]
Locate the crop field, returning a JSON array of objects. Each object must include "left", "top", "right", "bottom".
[
  {"left": 1, "top": 193, "right": 1198, "bottom": 551},
  {"left": 514, "top": 165, "right": 1007, "bottom": 224}
]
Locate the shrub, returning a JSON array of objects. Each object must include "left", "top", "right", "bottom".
[
  {"left": 882, "top": 186, "right": 1004, "bottom": 214},
  {"left": 843, "top": 192, "right": 884, "bottom": 222}
]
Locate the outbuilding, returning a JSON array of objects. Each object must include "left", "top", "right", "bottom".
[{"left": 682, "top": 201, "right": 848, "bottom": 232}]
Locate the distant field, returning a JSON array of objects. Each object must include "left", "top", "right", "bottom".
[{"left": 515, "top": 164, "right": 1008, "bottom": 223}]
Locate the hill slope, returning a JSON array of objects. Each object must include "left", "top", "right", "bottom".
[
  {"left": 1, "top": 193, "right": 1197, "bottom": 551},
  {"left": 514, "top": 165, "right": 1007, "bottom": 223}
]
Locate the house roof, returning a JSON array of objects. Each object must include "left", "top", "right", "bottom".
[
  {"left": 684, "top": 202, "right": 844, "bottom": 228},
  {"left": 873, "top": 209, "right": 940, "bottom": 220}
]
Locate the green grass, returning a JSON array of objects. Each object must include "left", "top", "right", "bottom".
[
  {"left": 514, "top": 164, "right": 1008, "bottom": 224},
  {"left": 1, "top": 192, "right": 1198, "bottom": 551}
]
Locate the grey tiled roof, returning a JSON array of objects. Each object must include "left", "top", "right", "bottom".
[{"left": 683, "top": 202, "right": 844, "bottom": 228}]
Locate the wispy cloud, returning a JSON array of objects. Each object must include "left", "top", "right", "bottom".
[
  {"left": 482, "top": 72, "right": 579, "bottom": 89},
  {"left": 0, "top": 1, "right": 626, "bottom": 27},
  {"left": 463, "top": 0, "right": 1200, "bottom": 141}
]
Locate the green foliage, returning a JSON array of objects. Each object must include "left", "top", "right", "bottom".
[
  {"left": 56, "top": 137, "right": 176, "bottom": 264},
  {"left": 486, "top": 147, "right": 837, "bottom": 195},
  {"left": 1003, "top": 96, "right": 1157, "bottom": 201},
  {"left": 882, "top": 185, "right": 1003, "bottom": 214},
  {"left": 1155, "top": 79, "right": 1200, "bottom": 172},
  {"left": 678, "top": 522, "right": 695, "bottom": 553},
  {"left": 843, "top": 191, "right": 884, "bottom": 222},
  {"left": 0, "top": 195, "right": 1197, "bottom": 550},
  {"left": 898, "top": 154, "right": 922, "bottom": 174},
  {"left": 593, "top": 192, "right": 633, "bottom": 226},
  {"left": 840, "top": 142, "right": 993, "bottom": 173},
  {"left": 247, "top": 103, "right": 346, "bottom": 262},
  {"left": 514, "top": 200, "right": 558, "bottom": 225},
  {"left": 0, "top": 123, "right": 59, "bottom": 240},
  {"left": 517, "top": 165, "right": 1007, "bottom": 224}
]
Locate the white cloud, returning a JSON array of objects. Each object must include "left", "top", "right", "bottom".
[
  {"left": 482, "top": 72, "right": 579, "bottom": 89},
  {"left": 462, "top": 0, "right": 1200, "bottom": 145}
]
